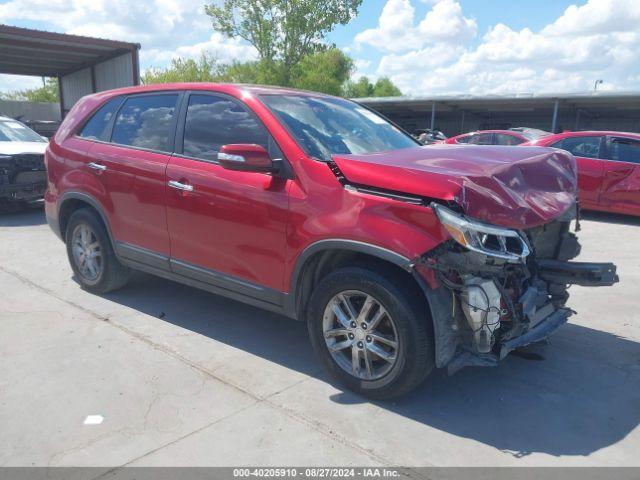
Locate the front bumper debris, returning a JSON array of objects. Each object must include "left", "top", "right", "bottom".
[
  {"left": 0, "top": 153, "right": 46, "bottom": 202},
  {"left": 0, "top": 181, "right": 46, "bottom": 201},
  {"left": 417, "top": 209, "right": 618, "bottom": 374},
  {"left": 536, "top": 260, "right": 619, "bottom": 286}
]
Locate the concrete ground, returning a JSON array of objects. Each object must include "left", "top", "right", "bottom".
[{"left": 0, "top": 206, "right": 639, "bottom": 467}]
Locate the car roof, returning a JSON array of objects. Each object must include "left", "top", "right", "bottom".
[
  {"left": 540, "top": 130, "right": 640, "bottom": 142},
  {"left": 87, "top": 82, "right": 334, "bottom": 102},
  {"left": 454, "top": 130, "right": 524, "bottom": 137},
  {"left": 553, "top": 130, "right": 640, "bottom": 137}
]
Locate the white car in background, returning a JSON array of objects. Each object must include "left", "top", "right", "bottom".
[{"left": 0, "top": 115, "right": 48, "bottom": 205}]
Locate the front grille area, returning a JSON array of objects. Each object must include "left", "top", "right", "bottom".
[{"left": 13, "top": 153, "right": 45, "bottom": 171}]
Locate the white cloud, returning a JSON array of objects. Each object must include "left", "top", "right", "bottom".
[
  {"left": 354, "top": 0, "right": 476, "bottom": 53},
  {"left": 366, "top": 0, "right": 640, "bottom": 95},
  {"left": 416, "top": 0, "right": 476, "bottom": 44}
]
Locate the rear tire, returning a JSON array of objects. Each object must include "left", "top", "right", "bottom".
[
  {"left": 307, "top": 266, "right": 433, "bottom": 400},
  {"left": 65, "top": 208, "right": 130, "bottom": 293}
]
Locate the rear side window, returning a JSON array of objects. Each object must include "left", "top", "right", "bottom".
[
  {"left": 78, "top": 97, "right": 122, "bottom": 141},
  {"left": 111, "top": 94, "right": 179, "bottom": 152},
  {"left": 551, "top": 136, "right": 601, "bottom": 159},
  {"left": 182, "top": 94, "right": 268, "bottom": 161},
  {"left": 495, "top": 133, "right": 524, "bottom": 145},
  {"left": 608, "top": 138, "right": 640, "bottom": 164}
]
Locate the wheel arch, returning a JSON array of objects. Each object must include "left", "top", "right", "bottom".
[
  {"left": 287, "top": 239, "right": 454, "bottom": 368},
  {"left": 287, "top": 240, "right": 417, "bottom": 319},
  {"left": 58, "top": 192, "right": 116, "bottom": 251}
]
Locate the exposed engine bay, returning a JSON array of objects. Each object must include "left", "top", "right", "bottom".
[
  {"left": 0, "top": 153, "right": 46, "bottom": 203},
  {"left": 418, "top": 203, "right": 618, "bottom": 373}
]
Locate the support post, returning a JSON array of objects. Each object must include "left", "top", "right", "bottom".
[
  {"left": 430, "top": 101, "right": 436, "bottom": 130},
  {"left": 574, "top": 109, "right": 581, "bottom": 131},
  {"left": 551, "top": 99, "right": 559, "bottom": 133},
  {"left": 132, "top": 46, "right": 140, "bottom": 85},
  {"left": 460, "top": 110, "right": 466, "bottom": 133},
  {"left": 57, "top": 74, "right": 65, "bottom": 119}
]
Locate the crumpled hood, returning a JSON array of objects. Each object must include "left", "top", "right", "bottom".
[{"left": 332, "top": 144, "right": 577, "bottom": 229}]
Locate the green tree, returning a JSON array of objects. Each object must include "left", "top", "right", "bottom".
[
  {"left": 142, "top": 54, "right": 224, "bottom": 84},
  {"left": 373, "top": 76, "right": 402, "bottom": 97},
  {"left": 344, "top": 76, "right": 402, "bottom": 98},
  {"left": 343, "top": 76, "right": 374, "bottom": 98},
  {"left": 205, "top": 0, "right": 362, "bottom": 83},
  {"left": 290, "top": 48, "right": 353, "bottom": 96},
  {"left": 2, "top": 77, "right": 59, "bottom": 102},
  {"left": 219, "top": 59, "right": 286, "bottom": 85}
]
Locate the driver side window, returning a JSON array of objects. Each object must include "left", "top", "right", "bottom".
[
  {"left": 551, "top": 136, "right": 602, "bottom": 159},
  {"left": 182, "top": 94, "right": 269, "bottom": 161}
]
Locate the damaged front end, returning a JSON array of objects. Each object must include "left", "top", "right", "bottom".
[
  {"left": 0, "top": 153, "right": 47, "bottom": 203},
  {"left": 418, "top": 202, "right": 618, "bottom": 373}
]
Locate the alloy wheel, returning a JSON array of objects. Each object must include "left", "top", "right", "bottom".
[
  {"left": 322, "top": 290, "right": 399, "bottom": 380},
  {"left": 71, "top": 223, "right": 103, "bottom": 282}
]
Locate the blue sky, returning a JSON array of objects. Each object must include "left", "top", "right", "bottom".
[{"left": 1, "top": 0, "right": 638, "bottom": 96}]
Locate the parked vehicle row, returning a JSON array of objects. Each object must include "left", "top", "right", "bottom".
[
  {"left": 438, "top": 126, "right": 640, "bottom": 217},
  {"left": 525, "top": 131, "right": 640, "bottom": 217},
  {"left": 44, "top": 84, "right": 618, "bottom": 398},
  {"left": 444, "top": 127, "right": 552, "bottom": 146}
]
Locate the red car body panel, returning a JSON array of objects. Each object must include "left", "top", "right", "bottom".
[
  {"left": 45, "top": 83, "right": 580, "bottom": 298},
  {"left": 333, "top": 144, "right": 576, "bottom": 229},
  {"left": 165, "top": 155, "right": 289, "bottom": 291},
  {"left": 525, "top": 131, "right": 640, "bottom": 216}
]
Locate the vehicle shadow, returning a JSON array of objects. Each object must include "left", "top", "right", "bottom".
[
  {"left": 581, "top": 210, "right": 640, "bottom": 226},
  {"left": 103, "top": 272, "right": 640, "bottom": 459},
  {"left": 0, "top": 204, "right": 46, "bottom": 227}
]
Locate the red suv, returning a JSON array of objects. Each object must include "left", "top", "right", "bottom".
[{"left": 45, "top": 84, "right": 618, "bottom": 398}]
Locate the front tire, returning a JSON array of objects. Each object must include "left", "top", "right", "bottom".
[
  {"left": 307, "top": 266, "right": 433, "bottom": 399},
  {"left": 65, "top": 208, "right": 130, "bottom": 293}
]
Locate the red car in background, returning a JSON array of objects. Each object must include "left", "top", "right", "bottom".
[
  {"left": 525, "top": 131, "right": 640, "bottom": 216},
  {"left": 445, "top": 128, "right": 552, "bottom": 146}
]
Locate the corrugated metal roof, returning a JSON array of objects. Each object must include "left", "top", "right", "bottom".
[{"left": 0, "top": 24, "right": 139, "bottom": 77}]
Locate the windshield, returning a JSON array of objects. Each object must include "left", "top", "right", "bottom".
[
  {"left": 511, "top": 128, "right": 552, "bottom": 141},
  {"left": 259, "top": 94, "right": 417, "bottom": 161},
  {"left": 0, "top": 120, "right": 46, "bottom": 143}
]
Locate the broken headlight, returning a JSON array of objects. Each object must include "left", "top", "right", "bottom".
[{"left": 432, "top": 203, "right": 530, "bottom": 262}]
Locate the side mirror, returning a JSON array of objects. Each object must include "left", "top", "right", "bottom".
[{"left": 218, "top": 144, "right": 275, "bottom": 173}]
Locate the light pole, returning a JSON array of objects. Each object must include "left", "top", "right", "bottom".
[{"left": 594, "top": 79, "right": 603, "bottom": 91}]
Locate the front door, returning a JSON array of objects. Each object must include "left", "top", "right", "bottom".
[
  {"left": 550, "top": 135, "right": 604, "bottom": 209},
  {"left": 599, "top": 136, "right": 640, "bottom": 215},
  {"left": 165, "top": 92, "right": 289, "bottom": 301}
]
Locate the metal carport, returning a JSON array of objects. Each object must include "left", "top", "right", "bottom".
[
  {"left": 358, "top": 92, "right": 640, "bottom": 137},
  {"left": 0, "top": 24, "right": 140, "bottom": 117}
]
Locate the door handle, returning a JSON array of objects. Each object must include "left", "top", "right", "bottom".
[
  {"left": 88, "top": 162, "right": 107, "bottom": 172},
  {"left": 168, "top": 180, "right": 194, "bottom": 192}
]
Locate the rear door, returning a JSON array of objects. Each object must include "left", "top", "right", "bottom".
[
  {"left": 87, "top": 92, "right": 181, "bottom": 261},
  {"left": 598, "top": 136, "right": 640, "bottom": 215},
  {"left": 549, "top": 135, "right": 604, "bottom": 209}
]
